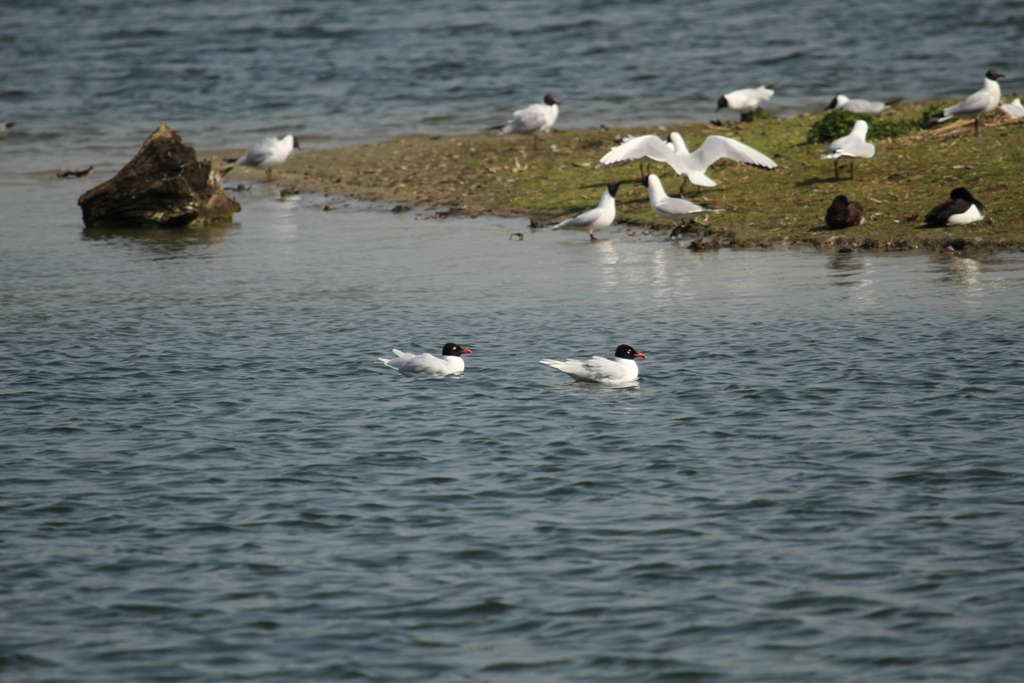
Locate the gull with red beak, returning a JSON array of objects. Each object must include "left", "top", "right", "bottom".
[
  {"left": 540, "top": 344, "right": 646, "bottom": 385},
  {"left": 378, "top": 343, "right": 472, "bottom": 377}
]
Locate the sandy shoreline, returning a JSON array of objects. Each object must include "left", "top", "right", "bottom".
[{"left": 208, "top": 99, "right": 1024, "bottom": 252}]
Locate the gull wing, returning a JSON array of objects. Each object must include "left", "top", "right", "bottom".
[
  {"left": 505, "top": 104, "right": 548, "bottom": 133},
  {"left": 236, "top": 137, "right": 278, "bottom": 166},
  {"left": 944, "top": 89, "right": 991, "bottom": 118},
  {"left": 823, "top": 134, "right": 875, "bottom": 159},
  {"left": 600, "top": 135, "right": 681, "bottom": 171},
  {"left": 1001, "top": 98, "right": 1024, "bottom": 118},
  {"left": 396, "top": 352, "right": 445, "bottom": 374},
  {"left": 655, "top": 195, "right": 717, "bottom": 217},
  {"left": 556, "top": 206, "right": 603, "bottom": 229},
  {"left": 823, "top": 124, "right": 875, "bottom": 159},
  {"left": 842, "top": 98, "right": 887, "bottom": 114},
  {"left": 689, "top": 135, "right": 777, "bottom": 171},
  {"left": 578, "top": 356, "right": 629, "bottom": 382}
]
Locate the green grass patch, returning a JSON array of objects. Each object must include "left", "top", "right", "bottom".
[{"left": 806, "top": 104, "right": 948, "bottom": 144}]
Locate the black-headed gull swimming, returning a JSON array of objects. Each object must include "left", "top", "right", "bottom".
[
  {"left": 600, "top": 131, "right": 776, "bottom": 194},
  {"left": 378, "top": 343, "right": 472, "bottom": 377},
  {"left": 825, "top": 95, "right": 891, "bottom": 115},
  {"left": 553, "top": 182, "right": 620, "bottom": 240},
  {"left": 716, "top": 86, "right": 774, "bottom": 119},
  {"left": 640, "top": 170, "right": 721, "bottom": 224},
  {"left": 824, "top": 195, "right": 865, "bottom": 230},
  {"left": 540, "top": 344, "right": 646, "bottom": 385},
  {"left": 224, "top": 134, "right": 300, "bottom": 182},
  {"left": 925, "top": 188, "right": 985, "bottom": 227},
  {"left": 934, "top": 70, "right": 1005, "bottom": 136},
  {"left": 494, "top": 93, "right": 559, "bottom": 150},
  {"left": 822, "top": 120, "right": 875, "bottom": 179},
  {"left": 0, "top": 122, "right": 15, "bottom": 138},
  {"left": 1000, "top": 97, "right": 1024, "bottom": 119}
]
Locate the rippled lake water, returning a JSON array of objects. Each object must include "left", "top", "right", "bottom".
[
  {"left": 3, "top": 176, "right": 1024, "bottom": 681},
  {"left": 2, "top": 0, "right": 1022, "bottom": 161},
  {"left": 3, "top": 1, "right": 1024, "bottom": 680}
]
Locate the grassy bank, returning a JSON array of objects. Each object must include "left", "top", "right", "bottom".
[{"left": 212, "top": 99, "right": 1024, "bottom": 251}]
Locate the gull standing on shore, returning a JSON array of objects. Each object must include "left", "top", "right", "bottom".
[
  {"left": 224, "top": 134, "right": 300, "bottom": 182},
  {"left": 640, "top": 170, "right": 720, "bottom": 225},
  {"left": 494, "top": 94, "right": 559, "bottom": 150},
  {"left": 822, "top": 120, "right": 875, "bottom": 179},
  {"left": 934, "top": 70, "right": 1005, "bottom": 136},
  {"left": 553, "top": 182, "right": 620, "bottom": 241},
  {"left": 716, "top": 85, "right": 774, "bottom": 119},
  {"left": 600, "top": 131, "right": 776, "bottom": 195},
  {"left": 825, "top": 95, "right": 892, "bottom": 115}
]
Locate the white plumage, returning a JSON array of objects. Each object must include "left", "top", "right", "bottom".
[
  {"left": 641, "top": 173, "right": 720, "bottom": 221},
  {"left": 826, "top": 94, "right": 890, "bottom": 115},
  {"left": 226, "top": 134, "right": 300, "bottom": 182},
  {"left": 822, "top": 120, "right": 875, "bottom": 179},
  {"left": 378, "top": 343, "right": 472, "bottom": 377},
  {"left": 935, "top": 70, "right": 1004, "bottom": 135},
  {"left": 497, "top": 94, "right": 559, "bottom": 149},
  {"left": 553, "top": 182, "right": 619, "bottom": 239},
  {"left": 1000, "top": 97, "right": 1024, "bottom": 119},
  {"left": 716, "top": 86, "right": 774, "bottom": 116},
  {"left": 600, "top": 131, "right": 776, "bottom": 189},
  {"left": 540, "top": 344, "right": 646, "bottom": 385}
]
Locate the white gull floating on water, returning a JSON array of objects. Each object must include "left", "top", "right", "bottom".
[
  {"left": 540, "top": 344, "right": 646, "bottom": 385},
  {"left": 378, "top": 343, "right": 472, "bottom": 377}
]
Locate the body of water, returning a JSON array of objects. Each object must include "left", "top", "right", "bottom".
[
  {"left": 2, "top": 0, "right": 1023, "bottom": 166},
  {"left": 2, "top": 2, "right": 1024, "bottom": 681}
]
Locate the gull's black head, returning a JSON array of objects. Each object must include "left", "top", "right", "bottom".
[
  {"left": 544, "top": 93, "right": 559, "bottom": 106},
  {"left": 716, "top": 95, "right": 729, "bottom": 111},
  {"left": 950, "top": 187, "right": 975, "bottom": 202},
  {"left": 615, "top": 344, "right": 646, "bottom": 360},
  {"left": 607, "top": 181, "right": 621, "bottom": 197},
  {"left": 442, "top": 343, "right": 472, "bottom": 356},
  {"left": 986, "top": 70, "right": 1005, "bottom": 81}
]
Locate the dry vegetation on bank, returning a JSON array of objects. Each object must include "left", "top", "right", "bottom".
[{"left": 211, "top": 99, "right": 1024, "bottom": 251}]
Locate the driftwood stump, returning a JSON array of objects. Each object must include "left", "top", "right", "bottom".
[{"left": 78, "top": 122, "right": 240, "bottom": 229}]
